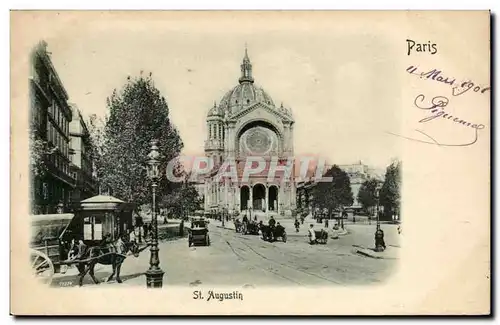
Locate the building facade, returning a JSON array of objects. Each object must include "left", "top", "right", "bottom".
[
  {"left": 296, "top": 161, "right": 383, "bottom": 214},
  {"left": 29, "top": 41, "right": 75, "bottom": 214},
  {"left": 203, "top": 49, "right": 296, "bottom": 219},
  {"left": 69, "top": 104, "right": 98, "bottom": 202}
]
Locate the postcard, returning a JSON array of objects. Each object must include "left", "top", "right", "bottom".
[{"left": 10, "top": 10, "right": 490, "bottom": 315}]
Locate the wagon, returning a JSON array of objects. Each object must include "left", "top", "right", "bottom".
[
  {"left": 188, "top": 217, "right": 210, "bottom": 247},
  {"left": 30, "top": 195, "right": 138, "bottom": 286},
  {"left": 243, "top": 221, "right": 260, "bottom": 235},
  {"left": 30, "top": 213, "right": 75, "bottom": 285},
  {"left": 261, "top": 224, "right": 287, "bottom": 243},
  {"left": 314, "top": 229, "right": 328, "bottom": 244}
]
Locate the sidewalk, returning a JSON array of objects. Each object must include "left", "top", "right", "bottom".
[{"left": 352, "top": 245, "right": 400, "bottom": 260}]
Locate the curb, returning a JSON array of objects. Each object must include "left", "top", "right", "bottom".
[{"left": 354, "top": 248, "right": 384, "bottom": 259}]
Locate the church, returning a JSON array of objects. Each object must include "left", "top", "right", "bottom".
[{"left": 203, "top": 48, "right": 296, "bottom": 219}]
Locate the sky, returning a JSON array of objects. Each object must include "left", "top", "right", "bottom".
[{"left": 45, "top": 12, "right": 402, "bottom": 172}]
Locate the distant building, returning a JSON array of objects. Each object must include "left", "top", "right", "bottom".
[
  {"left": 29, "top": 41, "right": 75, "bottom": 214},
  {"left": 338, "top": 161, "right": 383, "bottom": 209},
  {"left": 69, "top": 104, "right": 98, "bottom": 202},
  {"left": 296, "top": 161, "right": 383, "bottom": 214}
]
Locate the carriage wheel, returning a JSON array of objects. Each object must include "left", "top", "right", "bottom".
[
  {"left": 30, "top": 249, "right": 54, "bottom": 285},
  {"left": 282, "top": 232, "right": 287, "bottom": 243}
]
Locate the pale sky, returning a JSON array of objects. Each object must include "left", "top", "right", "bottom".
[{"left": 45, "top": 13, "right": 401, "bottom": 171}]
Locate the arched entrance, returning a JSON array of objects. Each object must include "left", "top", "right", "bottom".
[
  {"left": 240, "top": 186, "right": 250, "bottom": 210},
  {"left": 252, "top": 184, "right": 266, "bottom": 211},
  {"left": 268, "top": 185, "right": 278, "bottom": 211}
]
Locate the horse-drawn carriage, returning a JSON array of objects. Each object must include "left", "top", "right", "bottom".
[
  {"left": 314, "top": 229, "right": 329, "bottom": 244},
  {"left": 261, "top": 224, "right": 287, "bottom": 243},
  {"left": 234, "top": 219, "right": 243, "bottom": 233},
  {"left": 188, "top": 217, "right": 210, "bottom": 247},
  {"left": 30, "top": 195, "right": 147, "bottom": 286},
  {"left": 239, "top": 220, "right": 259, "bottom": 235}
]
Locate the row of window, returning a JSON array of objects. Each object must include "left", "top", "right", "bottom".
[
  {"left": 47, "top": 121, "right": 69, "bottom": 158},
  {"left": 47, "top": 152, "right": 70, "bottom": 176},
  {"left": 49, "top": 99, "right": 70, "bottom": 137},
  {"left": 209, "top": 123, "right": 225, "bottom": 141},
  {"left": 40, "top": 180, "right": 68, "bottom": 203}
]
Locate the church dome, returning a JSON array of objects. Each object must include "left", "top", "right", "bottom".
[
  {"left": 219, "top": 82, "right": 275, "bottom": 113},
  {"left": 209, "top": 48, "right": 275, "bottom": 116}
]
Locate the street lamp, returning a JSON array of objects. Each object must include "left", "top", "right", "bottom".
[
  {"left": 374, "top": 185, "right": 385, "bottom": 252},
  {"left": 221, "top": 206, "right": 225, "bottom": 227},
  {"left": 145, "top": 139, "right": 165, "bottom": 288}
]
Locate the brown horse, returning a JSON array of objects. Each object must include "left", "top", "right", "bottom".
[{"left": 76, "top": 238, "right": 146, "bottom": 286}]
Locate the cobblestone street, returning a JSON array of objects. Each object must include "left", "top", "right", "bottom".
[{"left": 52, "top": 217, "right": 400, "bottom": 288}]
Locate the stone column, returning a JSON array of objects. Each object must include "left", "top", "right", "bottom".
[
  {"left": 236, "top": 186, "right": 241, "bottom": 212},
  {"left": 224, "top": 124, "right": 229, "bottom": 155},
  {"left": 249, "top": 185, "right": 253, "bottom": 209},
  {"left": 265, "top": 185, "right": 269, "bottom": 214},
  {"left": 282, "top": 124, "right": 289, "bottom": 154}
]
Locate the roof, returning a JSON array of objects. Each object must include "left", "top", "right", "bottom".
[
  {"left": 31, "top": 213, "right": 74, "bottom": 224},
  {"left": 80, "top": 195, "right": 125, "bottom": 204}
]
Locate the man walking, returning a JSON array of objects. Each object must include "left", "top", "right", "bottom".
[{"left": 308, "top": 224, "right": 316, "bottom": 245}]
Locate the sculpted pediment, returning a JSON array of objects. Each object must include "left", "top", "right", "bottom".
[{"left": 228, "top": 102, "right": 293, "bottom": 124}]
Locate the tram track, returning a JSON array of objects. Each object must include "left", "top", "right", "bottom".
[{"left": 211, "top": 227, "right": 342, "bottom": 286}]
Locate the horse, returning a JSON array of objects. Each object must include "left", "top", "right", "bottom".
[{"left": 75, "top": 237, "right": 145, "bottom": 286}]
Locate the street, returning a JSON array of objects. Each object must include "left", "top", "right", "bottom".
[{"left": 51, "top": 217, "right": 400, "bottom": 288}]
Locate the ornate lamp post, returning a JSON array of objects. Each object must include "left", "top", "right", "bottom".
[
  {"left": 374, "top": 185, "right": 385, "bottom": 252},
  {"left": 221, "top": 206, "right": 225, "bottom": 227},
  {"left": 145, "top": 140, "right": 165, "bottom": 288}
]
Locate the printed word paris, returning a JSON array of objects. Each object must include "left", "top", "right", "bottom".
[{"left": 406, "top": 39, "right": 438, "bottom": 55}]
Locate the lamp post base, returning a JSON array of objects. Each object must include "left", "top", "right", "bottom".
[
  {"left": 145, "top": 268, "right": 165, "bottom": 288},
  {"left": 374, "top": 228, "right": 386, "bottom": 252}
]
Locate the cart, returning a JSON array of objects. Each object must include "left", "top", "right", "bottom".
[
  {"left": 30, "top": 195, "right": 140, "bottom": 286},
  {"left": 314, "top": 229, "right": 329, "bottom": 244},
  {"left": 188, "top": 217, "right": 210, "bottom": 247}
]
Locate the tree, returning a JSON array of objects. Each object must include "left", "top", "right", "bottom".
[
  {"left": 311, "top": 165, "right": 353, "bottom": 227},
  {"left": 100, "top": 73, "right": 183, "bottom": 205},
  {"left": 379, "top": 160, "right": 402, "bottom": 220},
  {"left": 357, "top": 178, "right": 379, "bottom": 215},
  {"left": 159, "top": 181, "right": 202, "bottom": 219},
  {"left": 29, "top": 122, "right": 57, "bottom": 178}
]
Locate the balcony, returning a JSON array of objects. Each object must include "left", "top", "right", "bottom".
[
  {"left": 45, "top": 161, "right": 76, "bottom": 188},
  {"left": 204, "top": 139, "right": 224, "bottom": 151},
  {"left": 30, "top": 73, "right": 52, "bottom": 103}
]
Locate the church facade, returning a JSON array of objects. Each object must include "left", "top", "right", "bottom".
[{"left": 203, "top": 49, "right": 296, "bottom": 219}]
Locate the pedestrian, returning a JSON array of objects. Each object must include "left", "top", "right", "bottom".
[
  {"left": 179, "top": 219, "right": 185, "bottom": 237},
  {"left": 129, "top": 228, "right": 136, "bottom": 244},
  {"left": 308, "top": 224, "right": 316, "bottom": 245},
  {"left": 353, "top": 216, "right": 356, "bottom": 224},
  {"left": 268, "top": 216, "right": 276, "bottom": 228},
  {"left": 325, "top": 219, "right": 329, "bottom": 228}
]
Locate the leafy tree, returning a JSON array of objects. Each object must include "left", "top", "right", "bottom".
[
  {"left": 379, "top": 160, "right": 402, "bottom": 220},
  {"left": 311, "top": 165, "right": 353, "bottom": 227},
  {"left": 100, "top": 73, "right": 183, "bottom": 205},
  {"left": 357, "top": 178, "right": 379, "bottom": 215},
  {"left": 159, "top": 181, "right": 202, "bottom": 219},
  {"left": 29, "top": 122, "right": 57, "bottom": 178}
]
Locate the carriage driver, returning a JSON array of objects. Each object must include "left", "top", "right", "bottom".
[{"left": 268, "top": 216, "right": 276, "bottom": 228}]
